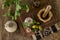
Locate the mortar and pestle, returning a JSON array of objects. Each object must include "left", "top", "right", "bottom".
[{"left": 37, "top": 5, "right": 53, "bottom": 23}]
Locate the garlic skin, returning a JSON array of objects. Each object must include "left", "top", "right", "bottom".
[
  {"left": 26, "top": 27, "right": 31, "bottom": 33},
  {"left": 4, "top": 21, "right": 17, "bottom": 32}
]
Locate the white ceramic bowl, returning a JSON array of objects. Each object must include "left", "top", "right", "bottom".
[{"left": 4, "top": 21, "right": 17, "bottom": 32}]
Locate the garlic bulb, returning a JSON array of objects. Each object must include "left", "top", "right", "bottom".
[
  {"left": 24, "top": 17, "right": 33, "bottom": 26},
  {"left": 4, "top": 21, "right": 17, "bottom": 32}
]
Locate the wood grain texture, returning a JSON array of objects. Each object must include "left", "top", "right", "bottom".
[
  {"left": 17, "top": 0, "right": 60, "bottom": 36},
  {"left": 0, "top": 0, "right": 60, "bottom": 40}
]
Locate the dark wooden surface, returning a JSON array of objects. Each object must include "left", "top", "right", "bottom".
[
  {"left": 0, "top": 0, "right": 60, "bottom": 40},
  {"left": 17, "top": 0, "right": 60, "bottom": 36}
]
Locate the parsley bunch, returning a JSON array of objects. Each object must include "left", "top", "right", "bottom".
[{"left": 2, "top": 0, "right": 29, "bottom": 20}]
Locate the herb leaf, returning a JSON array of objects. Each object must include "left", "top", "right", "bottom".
[{"left": 2, "top": 0, "right": 29, "bottom": 20}]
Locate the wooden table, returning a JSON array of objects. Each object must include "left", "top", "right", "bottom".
[
  {"left": 0, "top": 0, "right": 60, "bottom": 40},
  {"left": 17, "top": 0, "right": 60, "bottom": 37}
]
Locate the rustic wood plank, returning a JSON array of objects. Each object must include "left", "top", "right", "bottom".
[
  {"left": 17, "top": 0, "right": 60, "bottom": 36},
  {"left": 0, "top": 1, "right": 3, "bottom": 40},
  {"left": 0, "top": 0, "right": 60, "bottom": 40},
  {"left": 0, "top": 15, "right": 2, "bottom": 40}
]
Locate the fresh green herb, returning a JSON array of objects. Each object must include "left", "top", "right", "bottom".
[
  {"left": 23, "top": 19, "right": 41, "bottom": 32},
  {"left": 2, "top": 0, "right": 29, "bottom": 20},
  {"left": 23, "top": 20, "right": 37, "bottom": 28},
  {"left": 23, "top": 22, "right": 29, "bottom": 28}
]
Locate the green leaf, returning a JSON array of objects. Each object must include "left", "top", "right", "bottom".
[
  {"left": 4, "top": 0, "right": 10, "bottom": 7},
  {"left": 22, "top": 4, "right": 29, "bottom": 13},
  {"left": 14, "top": 11, "right": 19, "bottom": 20},
  {"left": 14, "top": 16, "right": 17, "bottom": 20},
  {"left": 16, "top": 4, "right": 21, "bottom": 11},
  {"left": 15, "top": 12, "right": 18, "bottom": 16},
  {"left": 33, "top": 20, "right": 36, "bottom": 24},
  {"left": 26, "top": 5, "right": 29, "bottom": 13},
  {"left": 17, "top": 12, "right": 20, "bottom": 16},
  {"left": 7, "top": 12, "right": 11, "bottom": 16},
  {"left": 7, "top": 8, "right": 11, "bottom": 16},
  {"left": 2, "top": 0, "right": 30, "bottom": 21},
  {"left": 23, "top": 22, "right": 29, "bottom": 28},
  {"left": 36, "top": 22, "right": 40, "bottom": 24},
  {"left": 11, "top": 16, "right": 14, "bottom": 20}
]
